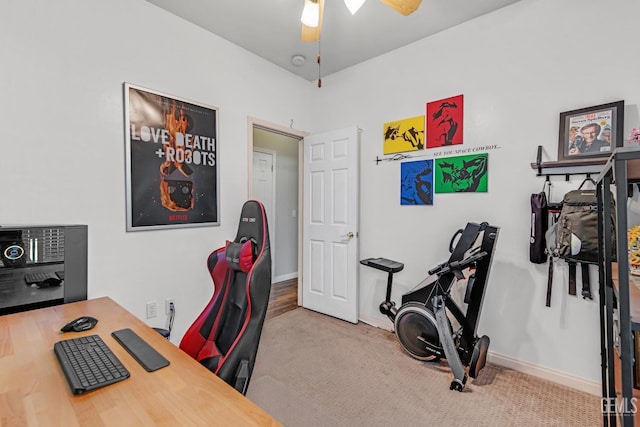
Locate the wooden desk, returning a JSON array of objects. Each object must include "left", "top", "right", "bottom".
[{"left": 0, "top": 297, "right": 281, "bottom": 426}]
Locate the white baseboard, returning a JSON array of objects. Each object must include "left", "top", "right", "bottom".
[
  {"left": 487, "top": 352, "right": 600, "bottom": 396},
  {"left": 358, "top": 314, "right": 601, "bottom": 396},
  {"left": 273, "top": 272, "right": 298, "bottom": 283},
  {"left": 359, "top": 313, "right": 394, "bottom": 332}
]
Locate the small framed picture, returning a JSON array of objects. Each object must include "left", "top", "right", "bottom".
[{"left": 557, "top": 100, "right": 624, "bottom": 162}]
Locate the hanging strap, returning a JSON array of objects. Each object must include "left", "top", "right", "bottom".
[
  {"left": 581, "top": 263, "right": 592, "bottom": 299},
  {"left": 546, "top": 256, "right": 553, "bottom": 307},
  {"left": 578, "top": 174, "right": 596, "bottom": 190},
  {"left": 544, "top": 211, "right": 558, "bottom": 307},
  {"left": 568, "top": 262, "right": 577, "bottom": 296}
]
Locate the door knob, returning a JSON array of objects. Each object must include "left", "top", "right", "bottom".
[{"left": 345, "top": 232, "right": 354, "bottom": 239}]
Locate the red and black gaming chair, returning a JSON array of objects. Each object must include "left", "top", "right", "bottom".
[{"left": 179, "top": 200, "right": 271, "bottom": 394}]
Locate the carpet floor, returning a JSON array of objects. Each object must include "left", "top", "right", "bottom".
[{"left": 246, "top": 308, "right": 602, "bottom": 427}]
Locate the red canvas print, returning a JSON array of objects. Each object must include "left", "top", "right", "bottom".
[{"left": 426, "top": 94, "right": 464, "bottom": 148}]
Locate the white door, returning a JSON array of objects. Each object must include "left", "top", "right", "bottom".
[
  {"left": 303, "top": 126, "right": 359, "bottom": 323},
  {"left": 252, "top": 149, "right": 275, "bottom": 271}
]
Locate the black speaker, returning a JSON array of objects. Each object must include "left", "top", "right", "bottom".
[{"left": 0, "top": 230, "right": 26, "bottom": 268}]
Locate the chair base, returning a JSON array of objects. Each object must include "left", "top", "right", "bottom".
[{"left": 153, "top": 327, "right": 171, "bottom": 340}]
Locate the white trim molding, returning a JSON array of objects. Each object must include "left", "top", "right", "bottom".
[
  {"left": 487, "top": 352, "right": 600, "bottom": 396},
  {"left": 273, "top": 272, "right": 298, "bottom": 283}
]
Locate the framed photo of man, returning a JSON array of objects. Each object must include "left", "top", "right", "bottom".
[{"left": 557, "top": 100, "right": 624, "bottom": 162}]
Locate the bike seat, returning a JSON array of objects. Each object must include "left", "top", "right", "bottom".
[{"left": 360, "top": 257, "right": 404, "bottom": 273}]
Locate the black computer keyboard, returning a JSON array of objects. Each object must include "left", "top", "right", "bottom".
[
  {"left": 54, "top": 335, "right": 130, "bottom": 394},
  {"left": 24, "top": 272, "right": 59, "bottom": 284}
]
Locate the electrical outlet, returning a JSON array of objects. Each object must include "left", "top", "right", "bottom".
[
  {"left": 146, "top": 301, "right": 157, "bottom": 319},
  {"left": 165, "top": 298, "right": 175, "bottom": 314}
]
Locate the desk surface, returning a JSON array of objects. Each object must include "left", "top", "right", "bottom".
[{"left": 0, "top": 297, "right": 281, "bottom": 427}]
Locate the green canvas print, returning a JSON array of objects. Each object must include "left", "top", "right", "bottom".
[{"left": 435, "top": 153, "right": 488, "bottom": 193}]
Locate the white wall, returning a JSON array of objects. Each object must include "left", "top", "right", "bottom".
[
  {"left": 310, "top": 0, "right": 640, "bottom": 386},
  {"left": 0, "top": 0, "right": 315, "bottom": 342},
  {"left": 3, "top": 0, "right": 639, "bottom": 390}
]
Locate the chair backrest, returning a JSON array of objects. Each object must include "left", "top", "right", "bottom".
[{"left": 179, "top": 200, "right": 271, "bottom": 393}]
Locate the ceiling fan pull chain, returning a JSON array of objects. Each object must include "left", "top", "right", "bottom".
[{"left": 317, "top": 39, "right": 322, "bottom": 88}]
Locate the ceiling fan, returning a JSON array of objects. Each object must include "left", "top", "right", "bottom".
[{"left": 300, "top": 0, "right": 423, "bottom": 42}]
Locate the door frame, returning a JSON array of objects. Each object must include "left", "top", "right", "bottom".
[{"left": 247, "top": 117, "right": 307, "bottom": 305}]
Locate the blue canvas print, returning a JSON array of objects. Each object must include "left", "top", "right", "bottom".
[{"left": 400, "top": 159, "right": 433, "bottom": 205}]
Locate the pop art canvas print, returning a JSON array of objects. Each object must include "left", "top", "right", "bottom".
[
  {"left": 383, "top": 115, "right": 425, "bottom": 154},
  {"left": 426, "top": 95, "right": 463, "bottom": 149},
  {"left": 400, "top": 159, "right": 433, "bottom": 205},
  {"left": 435, "top": 154, "right": 488, "bottom": 193}
]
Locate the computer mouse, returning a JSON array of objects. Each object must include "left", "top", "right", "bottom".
[
  {"left": 61, "top": 316, "right": 98, "bottom": 332},
  {"left": 37, "top": 277, "right": 62, "bottom": 288}
]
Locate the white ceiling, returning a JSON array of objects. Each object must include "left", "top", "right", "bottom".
[{"left": 145, "top": 0, "right": 523, "bottom": 82}]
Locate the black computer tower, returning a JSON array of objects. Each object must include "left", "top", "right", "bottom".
[{"left": 0, "top": 225, "right": 88, "bottom": 315}]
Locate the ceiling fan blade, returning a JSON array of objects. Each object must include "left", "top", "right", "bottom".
[
  {"left": 301, "top": 23, "right": 320, "bottom": 42},
  {"left": 301, "top": 0, "right": 324, "bottom": 42},
  {"left": 379, "top": 0, "right": 422, "bottom": 16}
]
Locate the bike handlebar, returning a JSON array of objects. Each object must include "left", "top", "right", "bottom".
[{"left": 428, "top": 251, "right": 488, "bottom": 276}]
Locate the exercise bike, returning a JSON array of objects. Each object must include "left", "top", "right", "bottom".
[{"left": 360, "top": 222, "right": 499, "bottom": 391}]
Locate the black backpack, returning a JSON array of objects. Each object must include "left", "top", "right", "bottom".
[{"left": 545, "top": 180, "right": 616, "bottom": 305}]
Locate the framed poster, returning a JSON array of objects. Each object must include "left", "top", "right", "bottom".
[
  {"left": 124, "top": 83, "right": 219, "bottom": 231},
  {"left": 400, "top": 159, "right": 433, "bottom": 205},
  {"left": 557, "top": 100, "right": 624, "bottom": 162},
  {"left": 383, "top": 115, "right": 425, "bottom": 154},
  {"left": 435, "top": 153, "right": 488, "bottom": 193},
  {"left": 426, "top": 94, "right": 463, "bottom": 149}
]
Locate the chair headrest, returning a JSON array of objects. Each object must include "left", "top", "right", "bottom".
[
  {"left": 222, "top": 200, "right": 270, "bottom": 273},
  {"left": 234, "top": 200, "right": 270, "bottom": 254},
  {"left": 225, "top": 239, "right": 256, "bottom": 273}
]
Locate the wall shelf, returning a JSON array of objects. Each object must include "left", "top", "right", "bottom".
[{"left": 531, "top": 145, "right": 607, "bottom": 178}]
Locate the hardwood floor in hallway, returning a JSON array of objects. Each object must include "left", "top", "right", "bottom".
[{"left": 266, "top": 278, "right": 298, "bottom": 320}]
